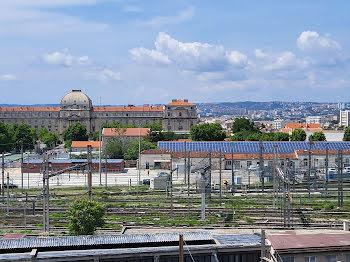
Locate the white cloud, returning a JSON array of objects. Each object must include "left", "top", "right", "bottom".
[
  {"left": 131, "top": 32, "right": 248, "bottom": 73},
  {"left": 42, "top": 50, "right": 90, "bottom": 67},
  {"left": 297, "top": 31, "right": 341, "bottom": 51},
  {"left": 254, "top": 49, "right": 268, "bottom": 58},
  {"left": 130, "top": 47, "right": 171, "bottom": 65},
  {"left": 141, "top": 6, "right": 195, "bottom": 26},
  {"left": 0, "top": 74, "right": 16, "bottom": 81},
  {"left": 263, "top": 51, "right": 307, "bottom": 71},
  {"left": 93, "top": 69, "right": 121, "bottom": 82}
]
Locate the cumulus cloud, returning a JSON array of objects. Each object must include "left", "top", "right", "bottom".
[
  {"left": 297, "top": 31, "right": 341, "bottom": 51},
  {"left": 141, "top": 6, "right": 195, "bottom": 26},
  {"left": 131, "top": 32, "right": 248, "bottom": 73},
  {"left": 42, "top": 50, "right": 90, "bottom": 67},
  {"left": 263, "top": 51, "right": 307, "bottom": 71},
  {"left": 90, "top": 69, "right": 121, "bottom": 82},
  {"left": 0, "top": 74, "right": 16, "bottom": 81}
]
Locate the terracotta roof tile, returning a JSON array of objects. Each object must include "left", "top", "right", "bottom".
[
  {"left": 103, "top": 128, "right": 150, "bottom": 137},
  {"left": 295, "top": 149, "right": 350, "bottom": 155},
  {"left": 166, "top": 99, "right": 195, "bottom": 106},
  {"left": 93, "top": 106, "right": 163, "bottom": 112},
  {"left": 224, "top": 152, "right": 297, "bottom": 160},
  {"left": 0, "top": 107, "right": 60, "bottom": 112},
  {"left": 285, "top": 123, "right": 321, "bottom": 129},
  {"left": 71, "top": 141, "right": 101, "bottom": 148}
]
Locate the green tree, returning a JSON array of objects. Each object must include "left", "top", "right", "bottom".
[
  {"left": 11, "top": 123, "right": 37, "bottom": 151},
  {"left": 274, "top": 132, "right": 290, "bottom": 141},
  {"left": 66, "top": 198, "right": 105, "bottom": 236},
  {"left": 42, "top": 132, "right": 59, "bottom": 149},
  {"left": 0, "top": 121, "right": 14, "bottom": 153},
  {"left": 190, "top": 123, "right": 226, "bottom": 141},
  {"left": 343, "top": 127, "right": 350, "bottom": 141},
  {"left": 124, "top": 140, "right": 156, "bottom": 160},
  {"left": 290, "top": 129, "right": 307, "bottom": 141},
  {"left": 309, "top": 131, "right": 326, "bottom": 141},
  {"left": 62, "top": 122, "right": 88, "bottom": 148},
  {"left": 162, "top": 131, "right": 176, "bottom": 141},
  {"left": 231, "top": 118, "right": 258, "bottom": 133},
  {"left": 38, "top": 127, "right": 49, "bottom": 140},
  {"left": 105, "top": 137, "right": 127, "bottom": 159}
]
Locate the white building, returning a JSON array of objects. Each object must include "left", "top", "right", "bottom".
[
  {"left": 340, "top": 110, "right": 350, "bottom": 127},
  {"left": 306, "top": 116, "right": 324, "bottom": 125},
  {"left": 272, "top": 119, "right": 285, "bottom": 130}
]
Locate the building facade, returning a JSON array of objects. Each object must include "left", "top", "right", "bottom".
[
  {"left": 340, "top": 110, "right": 350, "bottom": 127},
  {"left": 163, "top": 99, "right": 198, "bottom": 134},
  {"left": 0, "top": 90, "right": 198, "bottom": 135}
]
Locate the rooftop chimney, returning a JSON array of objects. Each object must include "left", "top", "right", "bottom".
[
  {"left": 172, "top": 99, "right": 177, "bottom": 102},
  {"left": 184, "top": 99, "right": 188, "bottom": 102}
]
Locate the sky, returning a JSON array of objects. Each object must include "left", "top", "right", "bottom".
[{"left": 0, "top": 0, "right": 350, "bottom": 105}]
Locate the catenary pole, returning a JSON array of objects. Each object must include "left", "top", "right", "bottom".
[{"left": 99, "top": 96, "right": 102, "bottom": 186}]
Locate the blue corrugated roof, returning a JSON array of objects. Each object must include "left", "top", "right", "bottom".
[
  {"left": 214, "top": 234, "right": 260, "bottom": 245},
  {"left": 0, "top": 232, "right": 212, "bottom": 250}
]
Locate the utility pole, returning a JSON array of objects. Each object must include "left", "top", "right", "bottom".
[
  {"left": 98, "top": 96, "right": 102, "bottom": 186},
  {"left": 208, "top": 151, "right": 212, "bottom": 196},
  {"left": 42, "top": 156, "right": 46, "bottom": 231},
  {"left": 325, "top": 142, "right": 329, "bottom": 196},
  {"left": 219, "top": 150, "right": 222, "bottom": 205},
  {"left": 338, "top": 150, "right": 343, "bottom": 207},
  {"left": 87, "top": 145, "right": 92, "bottom": 200},
  {"left": 21, "top": 140, "right": 24, "bottom": 193},
  {"left": 45, "top": 155, "right": 50, "bottom": 234},
  {"left": 184, "top": 142, "right": 187, "bottom": 184},
  {"left": 273, "top": 145, "right": 278, "bottom": 208},
  {"left": 231, "top": 143, "right": 235, "bottom": 194},
  {"left": 138, "top": 124, "right": 141, "bottom": 187},
  {"left": 1, "top": 152, "right": 4, "bottom": 202},
  {"left": 308, "top": 140, "right": 313, "bottom": 200},
  {"left": 259, "top": 140, "right": 264, "bottom": 192},
  {"left": 179, "top": 234, "right": 184, "bottom": 262},
  {"left": 200, "top": 169, "right": 206, "bottom": 220},
  {"left": 6, "top": 172, "right": 9, "bottom": 216},
  {"left": 105, "top": 142, "right": 108, "bottom": 190}
]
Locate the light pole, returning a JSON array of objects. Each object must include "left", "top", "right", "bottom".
[{"left": 98, "top": 96, "right": 102, "bottom": 186}]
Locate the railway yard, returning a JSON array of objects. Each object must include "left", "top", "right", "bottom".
[{"left": 0, "top": 179, "right": 349, "bottom": 237}]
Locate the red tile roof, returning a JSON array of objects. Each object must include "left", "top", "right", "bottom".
[
  {"left": 0, "top": 107, "right": 60, "bottom": 112},
  {"left": 103, "top": 128, "right": 150, "bottom": 137},
  {"left": 285, "top": 123, "right": 321, "bottom": 129},
  {"left": 267, "top": 232, "right": 350, "bottom": 251},
  {"left": 2, "top": 234, "right": 26, "bottom": 239},
  {"left": 71, "top": 141, "right": 101, "bottom": 148},
  {"left": 93, "top": 106, "right": 163, "bottom": 112},
  {"left": 166, "top": 99, "right": 195, "bottom": 106},
  {"left": 295, "top": 149, "right": 350, "bottom": 155},
  {"left": 224, "top": 153, "right": 297, "bottom": 160}
]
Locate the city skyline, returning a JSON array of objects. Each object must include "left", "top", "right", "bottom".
[{"left": 0, "top": 1, "right": 350, "bottom": 105}]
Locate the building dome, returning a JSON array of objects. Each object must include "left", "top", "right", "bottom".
[{"left": 60, "top": 90, "right": 92, "bottom": 110}]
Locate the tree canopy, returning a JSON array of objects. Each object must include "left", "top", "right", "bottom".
[
  {"left": 66, "top": 198, "right": 105, "bottom": 236},
  {"left": 344, "top": 127, "right": 350, "bottom": 141},
  {"left": 190, "top": 123, "right": 226, "bottom": 141},
  {"left": 231, "top": 118, "right": 259, "bottom": 133},
  {"left": 11, "top": 123, "right": 37, "bottom": 151},
  {"left": 124, "top": 140, "right": 156, "bottom": 160},
  {"left": 63, "top": 122, "right": 88, "bottom": 148},
  {"left": 42, "top": 132, "right": 59, "bottom": 148},
  {"left": 0, "top": 121, "right": 13, "bottom": 153},
  {"left": 309, "top": 131, "right": 326, "bottom": 141},
  {"left": 290, "top": 129, "right": 307, "bottom": 141}
]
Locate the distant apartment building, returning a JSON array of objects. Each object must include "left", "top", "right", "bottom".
[
  {"left": 340, "top": 110, "right": 350, "bottom": 127},
  {"left": 272, "top": 119, "right": 285, "bottom": 130},
  {"left": 306, "top": 115, "right": 324, "bottom": 125}
]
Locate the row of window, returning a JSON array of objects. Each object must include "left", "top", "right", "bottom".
[{"left": 284, "top": 254, "right": 350, "bottom": 262}]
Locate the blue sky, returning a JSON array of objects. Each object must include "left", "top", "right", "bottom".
[{"left": 0, "top": 0, "right": 349, "bottom": 105}]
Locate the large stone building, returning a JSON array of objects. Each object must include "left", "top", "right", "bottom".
[{"left": 0, "top": 90, "right": 198, "bottom": 135}]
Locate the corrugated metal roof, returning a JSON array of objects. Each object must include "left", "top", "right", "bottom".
[
  {"left": 214, "top": 234, "right": 260, "bottom": 245},
  {"left": 0, "top": 232, "right": 212, "bottom": 250}
]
